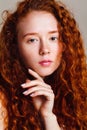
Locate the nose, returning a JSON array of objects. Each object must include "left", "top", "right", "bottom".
[{"left": 39, "top": 40, "right": 50, "bottom": 55}]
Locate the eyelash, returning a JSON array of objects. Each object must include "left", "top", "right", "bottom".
[
  {"left": 50, "top": 36, "right": 58, "bottom": 41},
  {"left": 27, "top": 38, "right": 39, "bottom": 43},
  {"left": 26, "top": 36, "right": 58, "bottom": 44}
]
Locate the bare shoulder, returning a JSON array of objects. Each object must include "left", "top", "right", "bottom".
[{"left": 0, "top": 91, "right": 8, "bottom": 130}]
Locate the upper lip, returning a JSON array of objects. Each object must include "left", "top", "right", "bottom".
[{"left": 39, "top": 60, "right": 52, "bottom": 63}]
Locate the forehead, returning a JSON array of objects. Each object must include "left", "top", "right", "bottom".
[{"left": 17, "top": 11, "right": 58, "bottom": 33}]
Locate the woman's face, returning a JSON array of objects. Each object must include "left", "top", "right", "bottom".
[{"left": 17, "top": 11, "right": 63, "bottom": 77}]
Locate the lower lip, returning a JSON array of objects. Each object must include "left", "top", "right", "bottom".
[{"left": 39, "top": 61, "right": 52, "bottom": 67}]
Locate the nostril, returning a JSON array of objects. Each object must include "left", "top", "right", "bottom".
[{"left": 39, "top": 48, "right": 50, "bottom": 55}]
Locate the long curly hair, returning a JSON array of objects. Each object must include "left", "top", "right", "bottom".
[{"left": 0, "top": 0, "right": 87, "bottom": 129}]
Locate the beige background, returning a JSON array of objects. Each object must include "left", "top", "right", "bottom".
[{"left": 0, "top": 0, "right": 87, "bottom": 55}]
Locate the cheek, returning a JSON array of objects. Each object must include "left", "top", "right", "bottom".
[
  {"left": 19, "top": 50, "right": 33, "bottom": 67},
  {"left": 20, "top": 49, "right": 32, "bottom": 61},
  {"left": 53, "top": 44, "right": 62, "bottom": 57},
  {"left": 54, "top": 44, "right": 63, "bottom": 63},
  {"left": 18, "top": 45, "right": 38, "bottom": 66},
  {"left": 18, "top": 45, "right": 30, "bottom": 61},
  {"left": 18, "top": 43, "right": 31, "bottom": 56}
]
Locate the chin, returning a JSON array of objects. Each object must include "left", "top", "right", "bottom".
[{"left": 38, "top": 70, "right": 54, "bottom": 78}]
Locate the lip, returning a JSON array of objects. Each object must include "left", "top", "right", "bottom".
[{"left": 39, "top": 60, "right": 52, "bottom": 67}]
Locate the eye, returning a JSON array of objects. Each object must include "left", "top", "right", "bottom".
[
  {"left": 27, "top": 38, "right": 39, "bottom": 44},
  {"left": 50, "top": 36, "right": 58, "bottom": 41}
]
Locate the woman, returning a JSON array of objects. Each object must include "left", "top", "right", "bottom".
[{"left": 0, "top": 0, "right": 87, "bottom": 129}]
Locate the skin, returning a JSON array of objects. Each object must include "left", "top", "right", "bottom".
[
  {"left": 17, "top": 11, "right": 62, "bottom": 130},
  {"left": 17, "top": 11, "right": 63, "bottom": 77}
]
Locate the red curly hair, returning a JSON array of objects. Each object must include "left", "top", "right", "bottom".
[{"left": 0, "top": 0, "right": 87, "bottom": 129}]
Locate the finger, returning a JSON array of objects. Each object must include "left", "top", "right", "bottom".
[
  {"left": 26, "top": 79, "right": 31, "bottom": 82},
  {"left": 30, "top": 90, "right": 54, "bottom": 100},
  {"left": 21, "top": 80, "right": 51, "bottom": 89},
  {"left": 23, "top": 85, "right": 53, "bottom": 95},
  {"left": 28, "top": 69, "right": 43, "bottom": 81},
  {"left": 23, "top": 88, "right": 54, "bottom": 100}
]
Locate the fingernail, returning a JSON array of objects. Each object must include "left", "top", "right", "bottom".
[
  {"left": 30, "top": 93, "right": 34, "bottom": 97},
  {"left": 23, "top": 91, "right": 28, "bottom": 95},
  {"left": 28, "top": 68, "right": 33, "bottom": 72},
  {"left": 21, "top": 83, "right": 26, "bottom": 87}
]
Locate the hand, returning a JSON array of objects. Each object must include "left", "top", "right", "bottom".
[{"left": 21, "top": 69, "right": 55, "bottom": 117}]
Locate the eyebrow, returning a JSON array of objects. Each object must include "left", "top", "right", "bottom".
[
  {"left": 23, "top": 33, "right": 38, "bottom": 38},
  {"left": 48, "top": 30, "right": 58, "bottom": 34},
  {"left": 23, "top": 30, "right": 58, "bottom": 38}
]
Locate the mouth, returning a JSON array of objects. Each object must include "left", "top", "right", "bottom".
[{"left": 39, "top": 60, "right": 52, "bottom": 67}]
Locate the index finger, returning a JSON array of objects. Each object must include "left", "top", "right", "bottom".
[{"left": 28, "top": 69, "right": 43, "bottom": 81}]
